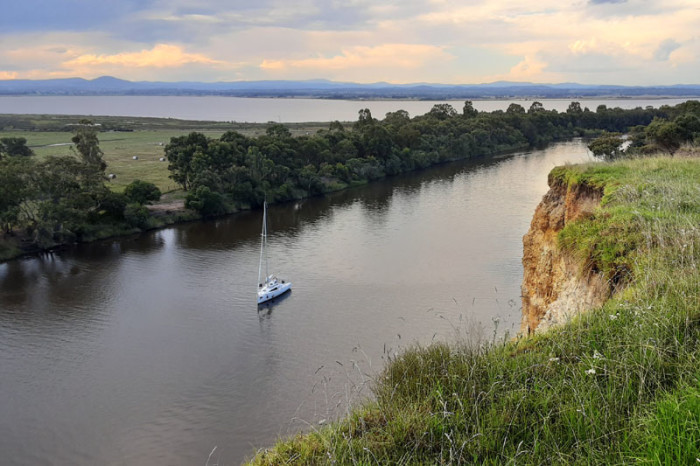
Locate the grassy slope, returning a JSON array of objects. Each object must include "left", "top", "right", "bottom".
[{"left": 249, "top": 155, "right": 700, "bottom": 465}]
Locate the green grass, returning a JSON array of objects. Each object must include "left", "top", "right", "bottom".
[
  {"left": 0, "top": 115, "right": 331, "bottom": 194},
  {"left": 249, "top": 155, "right": 700, "bottom": 464},
  {"left": 0, "top": 129, "right": 221, "bottom": 193}
]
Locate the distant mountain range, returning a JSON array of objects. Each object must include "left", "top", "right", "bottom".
[{"left": 2, "top": 76, "right": 700, "bottom": 99}]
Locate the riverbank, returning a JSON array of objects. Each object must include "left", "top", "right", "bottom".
[
  {"left": 0, "top": 132, "right": 536, "bottom": 264},
  {"left": 249, "top": 154, "right": 700, "bottom": 464}
]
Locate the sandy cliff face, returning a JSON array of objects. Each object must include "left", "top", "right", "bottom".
[{"left": 521, "top": 175, "right": 610, "bottom": 335}]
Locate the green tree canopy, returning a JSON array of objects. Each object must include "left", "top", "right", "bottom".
[
  {"left": 124, "top": 180, "right": 161, "bottom": 205},
  {"left": 588, "top": 133, "right": 624, "bottom": 159},
  {"left": 71, "top": 121, "right": 106, "bottom": 172},
  {"left": 0, "top": 137, "right": 34, "bottom": 159}
]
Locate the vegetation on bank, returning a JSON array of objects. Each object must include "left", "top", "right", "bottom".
[
  {"left": 249, "top": 155, "right": 700, "bottom": 464},
  {"left": 164, "top": 101, "right": 669, "bottom": 216},
  {"left": 1, "top": 100, "right": 698, "bottom": 262}
]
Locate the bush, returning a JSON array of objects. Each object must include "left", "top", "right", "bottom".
[
  {"left": 185, "top": 186, "right": 227, "bottom": 217},
  {"left": 124, "top": 179, "right": 161, "bottom": 205},
  {"left": 124, "top": 203, "right": 150, "bottom": 229},
  {"left": 99, "top": 192, "right": 128, "bottom": 220}
]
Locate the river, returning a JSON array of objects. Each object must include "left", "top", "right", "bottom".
[
  {"left": 0, "top": 140, "right": 596, "bottom": 465},
  {"left": 0, "top": 95, "right": 690, "bottom": 122}
]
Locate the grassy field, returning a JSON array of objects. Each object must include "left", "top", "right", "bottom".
[
  {"left": 249, "top": 155, "right": 700, "bottom": 465},
  {"left": 0, "top": 114, "right": 331, "bottom": 193}
]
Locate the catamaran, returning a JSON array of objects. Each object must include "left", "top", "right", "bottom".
[{"left": 257, "top": 200, "right": 292, "bottom": 304}]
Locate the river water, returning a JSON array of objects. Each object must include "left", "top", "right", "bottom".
[
  {"left": 0, "top": 95, "right": 689, "bottom": 122},
  {"left": 0, "top": 140, "right": 596, "bottom": 465}
]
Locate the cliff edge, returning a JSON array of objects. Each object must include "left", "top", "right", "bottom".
[{"left": 521, "top": 172, "right": 610, "bottom": 334}]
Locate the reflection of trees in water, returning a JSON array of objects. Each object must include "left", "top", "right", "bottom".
[
  {"left": 0, "top": 253, "right": 99, "bottom": 319},
  {"left": 0, "top": 260, "right": 36, "bottom": 307},
  {"left": 171, "top": 150, "right": 520, "bottom": 253},
  {"left": 0, "top": 231, "right": 169, "bottom": 320}
]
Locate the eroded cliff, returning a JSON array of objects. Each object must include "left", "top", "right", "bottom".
[{"left": 521, "top": 173, "right": 610, "bottom": 335}]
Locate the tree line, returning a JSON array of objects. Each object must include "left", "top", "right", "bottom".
[
  {"left": 167, "top": 101, "right": 685, "bottom": 215},
  {"left": 1, "top": 101, "right": 698, "bottom": 253}
]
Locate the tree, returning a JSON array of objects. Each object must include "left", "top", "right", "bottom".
[
  {"left": 588, "top": 133, "right": 624, "bottom": 159},
  {"left": 383, "top": 110, "right": 410, "bottom": 128},
  {"left": 646, "top": 118, "right": 683, "bottom": 154},
  {"left": 528, "top": 101, "right": 545, "bottom": 114},
  {"left": 355, "top": 109, "right": 375, "bottom": 130},
  {"left": 165, "top": 132, "right": 209, "bottom": 190},
  {"left": 463, "top": 100, "right": 478, "bottom": 118},
  {"left": 674, "top": 113, "right": 700, "bottom": 142},
  {"left": 428, "top": 103, "right": 458, "bottom": 120},
  {"left": 506, "top": 103, "right": 526, "bottom": 114},
  {"left": 0, "top": 157, "right": 33, "bottom": 233},
  {"left": 566, "top": 102, "right": 583, "bottom": 114},
  {"left": 0, "top": 137, "right": 34, "bottom": 159},
  {"left": 266, "top": 123, "right": 292, "bottom": 139},
  {"left": 124, "top": 180, "right": 161, "bottom": 205},
  {"left": 185, "top": 186, "right": 227, "bottom": 217},
  {"left": 71, "top": 120, "right": 106, "bottom": 172}
]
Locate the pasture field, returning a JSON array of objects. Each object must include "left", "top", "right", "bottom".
[{"left": 0, "top": 114, "right": 330, "bottom": 193}]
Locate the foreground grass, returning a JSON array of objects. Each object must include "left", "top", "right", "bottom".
[{"left": 250, "top": 155, "right": 699, "bottom": 464}]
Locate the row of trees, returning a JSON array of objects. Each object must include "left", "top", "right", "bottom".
[
  {"left": 0, "top": 122, "right": 161, "bottom": 248},
  {"left": 167, "top": 101, "right": 676, "bottom": 215}
]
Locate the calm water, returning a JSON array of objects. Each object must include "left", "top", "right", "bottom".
[
  {"left": 0, "top": 140, "right": 596, "bottom": 465},
  {"left": 0, "top": 95, "right": 690, "bottom": 122}
]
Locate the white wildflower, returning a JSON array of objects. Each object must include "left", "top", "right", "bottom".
[
  {"left": 593, "top": 350, "right": 604, "bottom": 360},
  {"left": 549, "top": 357, "right": 560, "bottom": 362},
  {"left": 609, "top": 314, "right": 618, "bottom": 320},
  {"left": 586, "top": 368, "right": 596, "bottom": 375}
]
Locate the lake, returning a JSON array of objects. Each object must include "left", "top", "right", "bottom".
[
  {"left": 0, "top": 95, "right": 690, "bottom": 123},
  {"left": 0, "top": 139, "right": 598, "bottom": 464}
]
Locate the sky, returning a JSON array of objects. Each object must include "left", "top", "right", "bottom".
[{"left": 1, "top": 0, "right": 699, "bottom": 85}]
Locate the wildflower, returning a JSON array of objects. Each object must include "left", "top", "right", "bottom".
[
  {"left": 593, "top": 350, "right": 603, "bottom": 360},
  {"left": 609, "top": 314, "right": 618, "bottom": 320},
  {"left": 549, "top": 357, "right": 560, "bottom": 362},
  {"left": 586, "top": 368, "right": 596, "bottom": 375}
]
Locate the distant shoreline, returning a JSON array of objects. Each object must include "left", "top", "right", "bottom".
[
  {"left": 2, "top": 93, "right": 700, "bottom": 100},
  {"left": 2, "top": 76, "right": 700, "bottom": 100}
]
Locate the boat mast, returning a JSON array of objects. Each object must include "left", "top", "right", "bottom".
[
  {"left": 257, "top": 200, "right": 268, "bottom": 286},
  {"left": 263, "top": 201, "right": 269, "bottom": 281}
]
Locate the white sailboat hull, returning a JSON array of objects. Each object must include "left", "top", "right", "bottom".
[{"left": 257, "top": 281, "right": 292, "bottom": 304}]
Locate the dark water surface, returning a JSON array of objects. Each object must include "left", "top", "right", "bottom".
[{"left": 0, "top": 141, "right": 595, "bottom": 465}]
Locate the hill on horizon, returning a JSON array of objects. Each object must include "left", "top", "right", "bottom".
[{"left": 2, "top": 76, "right": 700, "bottom": 99}]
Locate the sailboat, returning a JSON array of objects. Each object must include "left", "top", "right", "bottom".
[{"left": 257, "top": 200, "right": 292, "bottom": 304}]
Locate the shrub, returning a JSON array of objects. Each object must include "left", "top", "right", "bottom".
[{"left": 124, "top": 179, "right": 161, "bottom": 205}]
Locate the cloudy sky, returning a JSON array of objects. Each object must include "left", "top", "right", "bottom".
[{"left": 2, "top": 0, "right": 698, "bottom": 85}]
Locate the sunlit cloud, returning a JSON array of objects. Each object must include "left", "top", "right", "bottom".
[
  {"left": 261, "top": 44, "right": 450, "bottom": 73},
  {"left": 64, "top": 44, "right": 222, "bottom": 69}
]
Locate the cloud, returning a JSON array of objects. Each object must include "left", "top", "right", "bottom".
[
  {"left": 64, "top": 44, "right": 222, "bottom": 69},
  {"left": 653, "top": 39, "right": 681, "bottom": 61},
  {"left": 1, "top": 0, "right": 699, "bottom": 84},
  {"left": 260, "top": 44, "right": 452, "bottom": 81}
]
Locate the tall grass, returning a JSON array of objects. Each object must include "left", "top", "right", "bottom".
[{"left": 249, "top": 155, "right": 700, "bottom": 465}]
